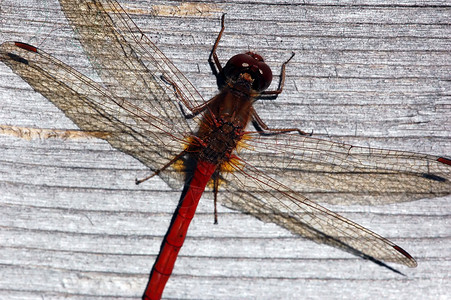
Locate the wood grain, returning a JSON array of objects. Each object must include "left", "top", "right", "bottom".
[{"left": 0, "top": 0, "right": 450, "bottom": 299}]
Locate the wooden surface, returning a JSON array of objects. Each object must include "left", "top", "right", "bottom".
[{"left": 0, "top": 0, "right": 450, "bottom": 299}]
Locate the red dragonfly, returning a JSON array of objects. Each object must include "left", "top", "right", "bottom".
[{"left": 1, "top": 1, "right": 450, "bottom": 299}]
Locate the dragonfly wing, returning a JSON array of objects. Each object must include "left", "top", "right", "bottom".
[
  {"left": 58, "top": 0, "right": 204, "bottom": 133},
  {"left": 0, "top": 42, "right": 188, "bottom": 188},
  {"left": 238, "top": 133, "right": 450, "bottom": 205},
  {"left": 220, "top": 158, "right": 418, "bottom": 268}
]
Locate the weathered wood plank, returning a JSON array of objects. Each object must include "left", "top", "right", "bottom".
[{"left": 0, "top": 0, "right": 450, "bottom": 299}]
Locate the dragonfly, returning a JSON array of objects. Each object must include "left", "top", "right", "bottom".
[{"left": 1, "top": 1, "right": 450, "bottom": 299}]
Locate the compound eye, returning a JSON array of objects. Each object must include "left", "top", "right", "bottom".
[{"left": 223, "top": 53, "right": 273, "bottom": 91}]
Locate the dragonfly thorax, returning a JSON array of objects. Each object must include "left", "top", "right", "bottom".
[{"left": 193, "top": 117, "right": 244, "bottom": 165}]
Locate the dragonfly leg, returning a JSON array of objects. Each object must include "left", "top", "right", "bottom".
[
  {"left": 208, "top": 14, "right": 226, "bottom": 75},
  {"left": 213, "top": 172, "right": 220, "bottom": 224},
  {"left": 159, "top": 74, "right": 200, "bottom": 111},
  {"left": 160, "top": 73, "right": 215, "bottom": 118},
  {"left": 260, "top": 52, "right": 295, "bottom": 96},
  {"left": 179, "top": 96, "right": 218, "bottom": 119},
  {"left": 136, "top": 151, "right": 186, "bottom": 185},
  {"left": 251, "top": 107, "right": 313, "bottom": 136},
  {"left": 252, "top": 53, "right": 312, "bottom": 136}
]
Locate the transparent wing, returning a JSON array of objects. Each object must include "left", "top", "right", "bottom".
[
  {"left": 237, "top": 132, "right": 451, "bottom": 205},
  {"left": 217, "top": 133, "right": 449, "bottom": 267},
  {"left": 220, "top": 159, "right": 419, "bottom": 267},
  {"left": 58, "top": 0, "right": 205, "bottom": 131},
  {"left": 0, "top": 42, "right": 190, "bottom": 188},
  {"left": 1, "top": 0, "right": 209, "bottom": 189}
]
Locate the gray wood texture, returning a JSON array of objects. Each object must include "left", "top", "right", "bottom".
[{"left": 0, "top": 0, "right": 450, "bottom": 299}]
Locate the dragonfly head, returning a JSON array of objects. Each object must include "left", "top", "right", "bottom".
[{"left": 223, "top": 52, "right": 273, "bottom": 92}]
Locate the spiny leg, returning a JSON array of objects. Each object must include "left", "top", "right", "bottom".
[
  {"left": 208, "top": 14, "right": 226, "bottom": 76},
  {"left": 212, "top": 172, "right": 220, "bottom": 224},
  {"left": 251, "top": 106, "right": 312, "bottom": 136},
  {"left": 260, "top": 52, "right": 295, "bottom": 96},
  {"left": 136, "top": 151, "right": 186, "bottom": 185},
  {"left": 253, "top": 53, "right": 311, "bottom": 136}
]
